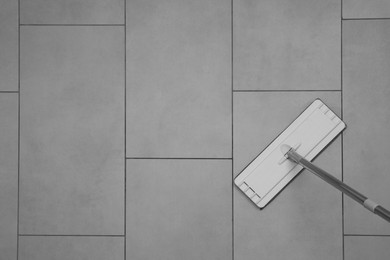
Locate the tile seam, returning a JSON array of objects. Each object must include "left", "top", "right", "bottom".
[
  {"left": 124, "top": 0, "right": 127, "bottom": 259},
  {"left": 126, "top": 157, "right": 233, "bottom": 160},
  {"left": 231, "top": 0, "right": 234, "bottom": 259},
  {"left": 20, "top": 24, "right": 125, "bottom": 26},
  {"left": 17, "top": 0, "right": 20, "bottom": 259},
  {"left": 19, "top": 234, "right": 125, "bottom": 237},
  {"left": 233, "top": 90, "right": 342, "bottom": 92},
  {"left": 342, "top": 18, "right": 390, "bottom": 21},
  {"left": 341, "top": 1, "right": 345, "bottom": 260},
  {"left": 344, "top": 234, "right": 390, "bottom": 237}
]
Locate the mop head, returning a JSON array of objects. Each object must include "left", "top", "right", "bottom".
[{"left": 234, "top": 99, "right": 346, "bottom": 208}]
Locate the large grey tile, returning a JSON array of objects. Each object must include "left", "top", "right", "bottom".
[
  {"left": 344, "top": 236, "right": 390, "bottom": 260},
  {"left": 0, "top": 94, "right": 18, "bottom": 259},
  {"left": 126, "top": 160, "right": 232, "bottom": 260},
  {"left": 126, "top": 0, "right": 231, "bottom": 158},
  {"left": 0, "top": 0, "right": 18, "bottom": 91},
  {"left": 234, "top": 92, "right": 342, "bottom": 260},
  {"left": 19, "top": 236, "right": 124, "bottom": 260},
  {"left": 343, "top": 0, "right": 390, "bottom": 19},
  {"left": 20, "top": 0, "right": 124, "bottom": 24},
  {"left": 19, "top": 27, "right": 124, "bottom": 235},
  {"left": 343, "top": 20, "right": 390, "bottom": 234},
  {"left": 234, "top": 0, "right": 340, "bottom": 90}
]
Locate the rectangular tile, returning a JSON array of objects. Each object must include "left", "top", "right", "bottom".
[
  {"left": 343, "top": 0, "right": 390, "bottom": 19},
  {"left": 233, "top": 92, "right": 342, "bottom": 260},
  {"left": 20, "top": 0, "right": 124, "bottom": 24},
  {"left": 233, "top": 0, "right": 340, "bottom": 90},
  {"left": 19, "top": 27, "right": 124, "bottom": 235},
  {"left": 344, "top": 236, "right": 390, "bottom": 260},
  {"left": 343, "top": 20, "right": 390, "bottom": 234},
  {"left": 0, "top": 0, "right": 18, "bottom": 91},
  {"left": 126, "top": 0, "right": 231, "bottom": 158},
  {"left": 0, "top": 94, "right": 18, "bottom": 259},
  {"left": 126, "top": 160, "right": 232, "bottom": 260},
  {"left": 19, "top": 236, "right": 124, "bottom": 260}
]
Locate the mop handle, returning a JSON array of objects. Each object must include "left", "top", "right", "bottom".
[{"left": 285, "top": 148, "right": 390, "bottom": 223}]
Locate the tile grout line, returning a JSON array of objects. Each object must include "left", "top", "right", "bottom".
[
  {"left": 233, "top": 89, "right": 341, "bottom": 92},
  {"left": 341, "top": 1, "right": 345, "bottom": 260},
  {"left": 124, "top": 0, "right": 127, "bottom": 259},
  {"left": 19, "top": 234, "right": 125, "bottom": 237},
  {"left": 20, "top": 24, "right": 125, "bottom": 26},
  {"left": 17, "top": 0, "right": 20, "bottom": 258},
  {"left": 231, "top": 0, "right": 234, "bottom": 259},
  {"left": 344, "top": 234, "right": 390, "bottom": 237},
  {"left": 342, "top": 18, "right": 390, "bottom": 21},
  {"left": 126, "top": 157, "right": 233, "bottom": 160}
]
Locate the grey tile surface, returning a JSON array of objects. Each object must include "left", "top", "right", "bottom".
[
  {"left": 234, "top": 92, "right": 342, "bottom": 260},
  {"left": 0, "top": 0, "right": 388, "bottom": 259},
  {"left": 233, "top": 0, "right": 340, "bottom": 90},
  {"left": 126, "top": 160, "right": 232, "bottom": 260},
  {"left": 0, "top": 0, "right": 18, "bottom": 91},
  {"left": 0, "top": 94, "right": 18, "bottom": 259},
  {"left": 19, "top": 236, "right": 124, "bottom": 260},
  {"left": 126, "top": 0, "right": 231, "bottom": 158},
  {"left": 19, "top": 27, "right": 124, "bottom": 235},
  {"left": 343, "top": 0, "right": 390, "bottom": 19},
  {"left": 20, "top": 0, "right": 124, "bottom": 24},
  {"left": 344, "top": 236, "right": 390, "bottom": 260},
  {"left": 343, "top": 20, "right": 390, "bottom": 234}
]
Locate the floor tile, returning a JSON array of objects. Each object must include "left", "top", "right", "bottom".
[
  {"left": 0, "top": 0, "right": 18, "bottom": 91},
  {"left": 126, "top": 0, "right": 231, "bottom": 158},
  {"left": 233, "top": 92, "right": 342, "bottom": 260},
  {"left": 19, "top": 236, "right": 124, "bottom": 260},
  {"left": 0, "top": 94, "right": 18, "bottom": 259},
  {"left": 20, "top": 0, "right": 124, "bottom": 24},
  {"left": 19, "top": 27, "right": 124, "bottom": 235},
  {"left": 126, "top": 160, "right": 232, "bottom": 260},
  {"left": 234, "top": 0, "right": 340, "bottom": 90},
  {"left": 343, "top": 0, "right": 390, "bottom": 19},
  {"left": 344, "top": 236, "right": 390, "bottom": 260},
  {"left": 343, "top": 20, "right": 390, "bottom": 234}
]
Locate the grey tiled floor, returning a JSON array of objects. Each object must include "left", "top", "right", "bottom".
[
  {"left": 234, "top": 93, "right": 343, "bottom": 260},
  {"left": 19, "top": 26, "right": 125, "bottom": 235},
  {"left": 1, "top": 0, "right": 390, "bottom": 259},
  {"left": 0, "top": 0, "right": 18, "bottom": 91},
  {"left": 126, "top": 0, "right": 231, "bottom": 158},
  {"left": 233, "top": 0, "right": 340, "bottom": 91},
  {"left": 126, "top": 160, "right": 232, "bottom": 260},
  {"left": 19, "top": 236, "right": 124, "bottom": 260}
]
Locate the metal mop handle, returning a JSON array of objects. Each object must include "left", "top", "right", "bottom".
[{"left": 284, "top": 147, "right": 390, "bottom": 223}]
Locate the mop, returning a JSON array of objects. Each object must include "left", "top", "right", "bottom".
[{"left": 234, "top": 99, "right": 390, "bottom": 222}]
